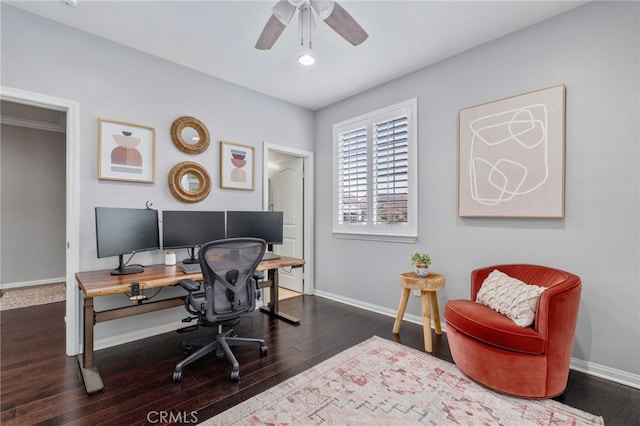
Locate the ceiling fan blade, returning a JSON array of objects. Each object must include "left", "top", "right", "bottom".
[
  {"left": 316, "top": 1, "right": 368, "bottom": 46},
  {"left": 256, "top": 0, "right": 297, "bottom": 50},
  {"left": 255, "top": 14, "right": 287, "bottom": 50}
]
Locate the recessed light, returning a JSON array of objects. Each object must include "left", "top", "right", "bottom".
[{"left": 297, "top": 54, "right": 315, "bottom": 66}]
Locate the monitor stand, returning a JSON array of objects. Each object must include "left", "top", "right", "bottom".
[
  {"left": 111, "top": 254, "right": 144, "bottom": 275},
  {"left": 182, "top": 247, "right": 199, "bottom": 264}
]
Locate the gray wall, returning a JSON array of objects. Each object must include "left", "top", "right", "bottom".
[
  {"left": 315, "top": 2, "right": 639, "bottom": 377},
  {"left": 1, "top": 124, "right": 66, "bottom": 283},
  {"left": 1, "top": 4, "right": 314, "bottom": 341},
  {"left": 2, "top": 2, "right": 638, "bottom": 379}
]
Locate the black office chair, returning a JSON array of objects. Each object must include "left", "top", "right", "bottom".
[{"left": 173, "top": 238, "right": 268, "bottom": 382}]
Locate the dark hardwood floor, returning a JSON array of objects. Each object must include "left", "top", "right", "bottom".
[{"left": 1, "top": 296, "right": 639, "bottom": 425}]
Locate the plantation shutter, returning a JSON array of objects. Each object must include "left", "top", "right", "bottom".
[
  {"left": 373, "top": 115, "right": 409, "bottom": 224},
  {"left": 337, "top": 126, "right": 368, "bottom": 224},
  {"left": 333, "top": 98, "right": 416, "bottom": 242}
]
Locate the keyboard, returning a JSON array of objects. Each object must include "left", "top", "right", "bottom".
[{"left": 181, "top": 264, "right": 202, "bottom": 274}]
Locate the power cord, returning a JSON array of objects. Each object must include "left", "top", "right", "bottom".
[{"left": 124, "top": 286, "right": 162, "bottom": 302}]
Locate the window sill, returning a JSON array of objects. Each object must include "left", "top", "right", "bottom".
[{"left": 332, "top": 231, "right": 417, "bottom": 244}]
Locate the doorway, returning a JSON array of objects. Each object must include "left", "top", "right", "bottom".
[
  {"left": 1, "top": 86, "right": 80, "bottom": 356},
  {"left": 263, "top": 143, "right": 314, "bottom": 295},
  {"left": 1, "top": 101, "right": 66, "bottom": 289}
]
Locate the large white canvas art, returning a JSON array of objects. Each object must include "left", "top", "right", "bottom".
[{"left": 458, "top": 85, "right": 565, "bottom": 217}]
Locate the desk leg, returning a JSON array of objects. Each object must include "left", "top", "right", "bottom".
[
  {"left": 269, "top": 268, "right": 279, "bottom": 314},
  {"left": 78, "top": 295, "right": 104, "bottom": 393},
  {"left": 259, "top": 267, "right": 300, "bottom": 325},
  {"left": 421, "top": 291, "right": 433, "bottom": 352}
]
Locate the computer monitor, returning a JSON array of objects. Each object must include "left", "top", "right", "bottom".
[
  {"left": 162, "top": 210, "right": 226, "bottom": 264},
  {"left": 95, "top": 207, "right": 160, "bottom": 275},
  {"left": 225, "top": 211, "right": 284, "bottom": 246}
]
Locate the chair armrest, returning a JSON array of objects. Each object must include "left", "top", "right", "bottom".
[
  {"left": 534, "top": 275, "right": 581, "bottom": 337},
  {"left": 178, "top": 279, "right": 201, "bottom": 292},
  {"left": 253, "top": 270, "right": 265, "bottom": 280},
  {"left": 470, "top": 267, "right": 494, "bottom": 300}
]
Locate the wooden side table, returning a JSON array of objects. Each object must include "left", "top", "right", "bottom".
[{"left": 393, "top": 271, "right": 446, "bottom": 352}]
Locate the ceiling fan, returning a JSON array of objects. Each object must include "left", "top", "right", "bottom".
[{"left": 255, "top": 0, "right": 368, "bottom": 50}]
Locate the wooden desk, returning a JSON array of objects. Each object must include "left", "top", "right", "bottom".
[{"left": 75, "top": 255, "right": 304, "bottom": 394}]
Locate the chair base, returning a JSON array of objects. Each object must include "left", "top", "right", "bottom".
[{"left": 173, "top": 327, "right": 267, "bottom": 383}]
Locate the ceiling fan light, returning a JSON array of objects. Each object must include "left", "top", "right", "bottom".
[
  {"left": 272, "top": 0, "right": 296, "bottom": 25},
  {"left": 310, "top": 0, "right": 335, "bottom": 20},
  {"left": 297, "top": 54, "right": 316, "bottom": 66}
]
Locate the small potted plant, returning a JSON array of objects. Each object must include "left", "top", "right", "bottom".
[{"left": 410, "top": 251, "right": 432, "bottom": 277}]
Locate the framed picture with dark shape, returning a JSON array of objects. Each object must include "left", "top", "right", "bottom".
[
  {"left": 220, "top": 141, "right": 255, "bottom": 190},
  {"left": 98, "top": 118, "right": 155, "bottom": 183},
  {"left": 458, "top": 85, "right": 566, "bottom": 218}
]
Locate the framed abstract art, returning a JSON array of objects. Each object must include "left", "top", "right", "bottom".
[
  {"left": 220, "top": 141, "right": 255, "bottom": 190},
  {"left": 98, "top": 118, "right": 155, "bottom": 183},
  {"left": 458, "top": 85, "right": 566, "bottom": 218}
]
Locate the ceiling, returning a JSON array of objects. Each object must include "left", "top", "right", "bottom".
[{"left": 8, "top": 1, "right": 587, "bottom": 111}]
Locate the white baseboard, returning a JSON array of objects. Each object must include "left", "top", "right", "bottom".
[
  {"left": 570, "top": 358, "right": 640, "bottom": 389},
  {"left": 86, "top": 297, "right": 266, "bottom": 353},
  {"left": 1, "top": 277, "right": 65, "bottom": 290},
  {"left": 313, "top": 290, "right": 640, "bottom": 390},
  {"left": 85, "top": 320, "right": 189, "bottom": 353},
  {"left": 314, "top": 289, "right": 406, "bottom": 321}
]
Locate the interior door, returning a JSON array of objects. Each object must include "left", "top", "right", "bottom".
[{"left": 272, "top": 156, "right": 304, "bottom": 292}]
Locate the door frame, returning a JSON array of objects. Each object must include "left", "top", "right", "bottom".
[
  {"left": 1, "top": 86, "right": 80, "bottom": 356},
  {"left": 263, "top": 143, "right": 314, "bottom": 295}
]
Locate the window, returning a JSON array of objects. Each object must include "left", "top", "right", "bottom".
[{"left": 333, "top": 99, "right": 417, "bottom": 242}]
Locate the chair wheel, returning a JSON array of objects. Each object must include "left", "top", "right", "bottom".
[
  {"left": 230, "top": 370, "right": 240, "bottom": 381},
  {"left": 182, "top": 343, "right": 192, "bottom": 355},
  {"left": 173, "top": 371, "right": 183, "bottom": 383},
  {"left": 260, "top": 345, "right": 268, "bottom": 355}
]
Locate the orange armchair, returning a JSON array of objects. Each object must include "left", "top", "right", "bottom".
[{"left": 444, "top": 264, "right": 581, "bottom": 398}]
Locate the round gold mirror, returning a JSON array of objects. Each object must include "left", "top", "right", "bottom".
[
  {"left": 168, "top": 161, "right": 211, "bottom": 203},
  {"left": 170, "top": 116, "right": 210, "bottom": 154}
]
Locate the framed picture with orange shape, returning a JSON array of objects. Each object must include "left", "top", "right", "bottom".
[
  {"left": 220, "top": 141, "right": 255, "bottom": 190},
  {"left": 98, "top": 118, "right": 155, "bottom": 183}
]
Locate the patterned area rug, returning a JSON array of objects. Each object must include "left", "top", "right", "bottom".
[
  {"left": 0, "top": 283, "right": 65, "bottom": 311},
  {"left": 205, "top": 336, "right": 603, "bottom": 425}
]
